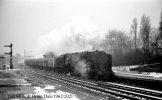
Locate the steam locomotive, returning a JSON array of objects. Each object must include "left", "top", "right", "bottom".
[{"left": 25, "top": 50, "right": 113, "bottom": 80}]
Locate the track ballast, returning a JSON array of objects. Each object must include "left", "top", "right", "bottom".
[{"left": 22, "top": 65, "right": 162, "bottom": 100}]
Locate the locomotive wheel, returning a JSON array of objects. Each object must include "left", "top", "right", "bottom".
[{"left": 94, "top": 73, "right": 99, "bottom": 81}]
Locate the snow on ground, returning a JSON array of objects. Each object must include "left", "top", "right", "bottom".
[
  {"left": 1, "top": 65, "right": 99, "bottom": 100},
  {"left": 112, "top": 65, "right": 139, "bottom": 73},
  {"left": 141, "top": 72, "right": 162, "bottom": 78},
  {"left": 33, "top": 85, "right": 80, "bottom": 100},
  {"left": 113, "top": 65, "right": 162, "bottom": 78}
]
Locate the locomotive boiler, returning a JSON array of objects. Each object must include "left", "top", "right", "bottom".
[{"left": 25, "top": 50, "right": 113, "bottom": 80}]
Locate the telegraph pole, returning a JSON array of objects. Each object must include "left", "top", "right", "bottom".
[
  {"left": 24, "top": 50, "right": 34, "bottom": 59},
  {"left": 29, "top": 51, "right": 32, "bottom": 59},
  {"left": 24, "top": 50, "right": 26, "bottom": 59},
  {"left": 4, "top": 43, "right": 13, "bottom": 69}
]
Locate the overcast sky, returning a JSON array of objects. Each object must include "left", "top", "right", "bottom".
[{"left": 0, "top": 0, "right": 162, "bottom": 57}]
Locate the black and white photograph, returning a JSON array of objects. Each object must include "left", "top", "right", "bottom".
[{"left": 0, "top": 0, "right": 162, "bottom": 100}]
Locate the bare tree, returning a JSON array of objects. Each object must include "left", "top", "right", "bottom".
[
  {"left": 159, "top": 12, "right": 162, "bottom": 38},
  {"left": 140, "top": 14, "right": 151, "bottom": 59},
  {"left": 130, "top": 18, "right": 138, "bottom": 49},
  {"left": 103, "top": 30, "right": 131, "bottom": 54},
  {"left": 150, "top": 28, "right": 160, "bottom": 56}
]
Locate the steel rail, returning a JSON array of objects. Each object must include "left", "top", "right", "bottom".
[
  {"left": 28, "top": 66, "right": 162, "bottom": 98},
  {"left": 24, "top": 67, "right": 162, "bottom": 100}
]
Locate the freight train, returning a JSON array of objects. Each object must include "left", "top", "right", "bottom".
[{"left": 25, "top": 50, "right": 113, "bottom": 80}]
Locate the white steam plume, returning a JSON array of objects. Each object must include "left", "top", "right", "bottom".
[{"left": 35, "top": 13, "right": 103, "bottom": 57}]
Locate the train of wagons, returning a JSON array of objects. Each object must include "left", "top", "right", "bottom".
[{"left": 25, "top": 50, "right": 114, "bottom": 80}]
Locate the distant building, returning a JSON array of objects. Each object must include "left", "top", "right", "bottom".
[
  {"left": 0, "top": 55, "right": 5, "bottom": 70},
  {"left": 0, "top": 54, "right": 10, "bottom": 70},
  {"left": 0, "top": 54, "right": 20, "bottom": 70}
]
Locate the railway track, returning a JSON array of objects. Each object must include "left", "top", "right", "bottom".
[{"left": 23, "top": 66, "right": 162, "bottom": 100}]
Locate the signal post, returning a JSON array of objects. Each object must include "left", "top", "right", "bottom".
[{"left": 4, "top": 43, "right": 13, "bottom": 69}]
